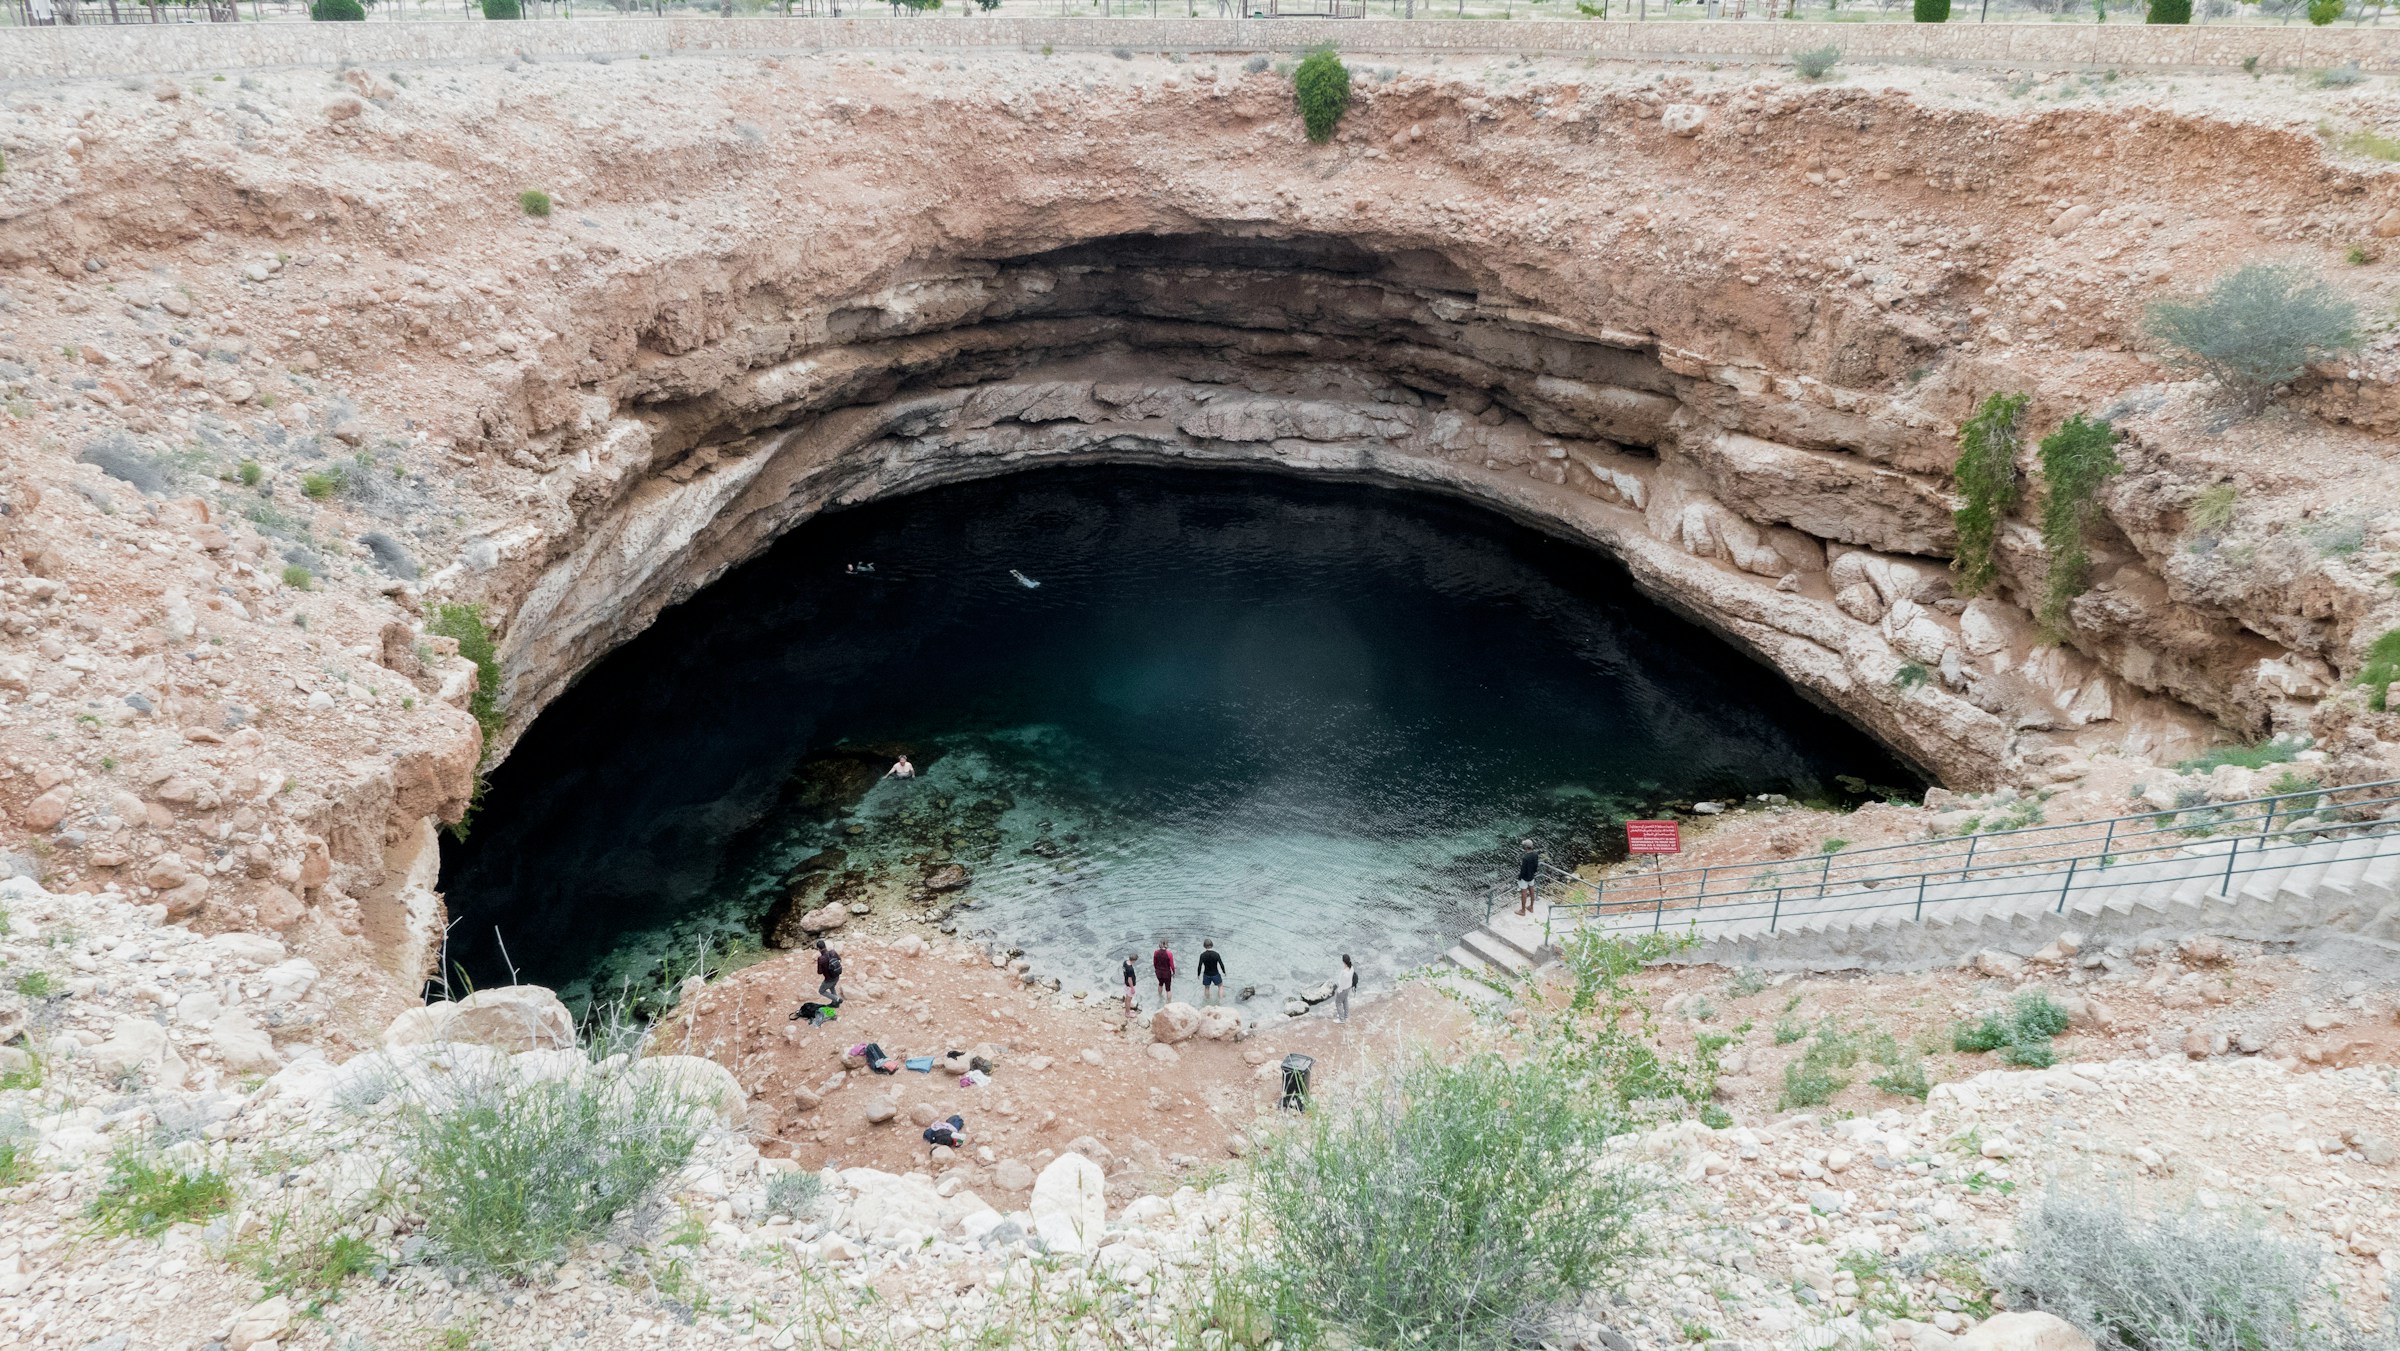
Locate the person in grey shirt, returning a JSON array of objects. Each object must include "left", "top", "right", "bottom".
[{"left": 1334, "top": 954, "right": 1356, "bottom": 1023}]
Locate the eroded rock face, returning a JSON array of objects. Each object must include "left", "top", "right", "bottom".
[{"left": 2, "top": 48, "right": 2397, "bottom": 1028}]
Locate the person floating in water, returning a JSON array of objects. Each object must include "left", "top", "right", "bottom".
[
  {"left": 1009, "top": 568, "right": 1041, "bottom": 589},
  {"left": 1197, "top": 939, "right": 1225, "bottom": 1005},
  {"left": 885, "top": 754, "right": 915, "bottom": 780},
  {"left": 845, "top": 562, "right": 876, "bottom": 575}
]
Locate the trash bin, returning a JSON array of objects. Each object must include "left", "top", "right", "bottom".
[{"left": 1279, "top": 1053, "right": 1315, "bottom": 1113}]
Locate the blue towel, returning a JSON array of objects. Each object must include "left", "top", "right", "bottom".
[{"left": 905, "top": 1056, "right": 935, "bottom": 1072}]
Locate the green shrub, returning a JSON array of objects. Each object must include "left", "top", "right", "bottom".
[
  {"left": 1870, "top": 1054, "right": 1932, "bottom": 1100},
  {"left": 1894, "top": 662, "right": 1931, "bottom": 690},
  {"left": 1951, "top": 393, "right": 2029, "bottom": 596},
  {"left": 2035, "top": 415, "right": 2122, "bottom": 630},
  {"left": 0, "top": 1133, "right": 34, "bottom": 1187},
  {"left": 2308, "top": 0, "right": 2345, "bottom": 23},
  {"left": 2012, "top": 991, "right": 2071, "bottom": 1041},
  {"left": 237, "top": 459, "right": 264, "bottom": 487},
  {"left": 2145, "top": 0, "right": 2188, "bottom": 20},
  {"left": 1774, "top": 1017, "right": 1806, "bottom": 1046},
  {"left": 518, "top": 189, "right": 552, "bottom": 218},
  {"left": 87, "top": 1150, "right": 235, "bottom": 1237},
  {"left": 2000, "top": 1193, "right": 2376, "bottom": 1351},
  {"left": 310, "top": 0, "right": 366, "bottom": 17},
  {"left": 256, "top": 1232, "right": 379, "bottom": 1311},
  {"left": 1953, "top": 1012, "right": 2012, "bottom": 1054},
  {"left": 428, "top": 601, "right": 505, "bottom": 836},
  {"left": 1779, "top": 1059, "right": 1846, "bottom": 1109},
  {"left": 763, "top": 1169, "right": 823, "bottom": 1218},
  {"left": 281, "top": 564, "right": 313, "bottom": 591},
  {"left": 1793, "top": 46, "right": 1842, "bottom": 79},
  {"left": 482, "top": 0, "right": 521, "bottom": 15},
  {"left": 299, "top": 469, "right": 345, "bottom": 500},
  {"left": 2175, "top": 738, "right": 2302, "bottom": 773},
  {"left": 1293, "top": 48, "right": 1351, "bottom": 144},
  {"left": 2359, "top": 629, "right": 2400, "bottom": 713},
  {"left": 1254, "top": 1051, "right": 1647, "bottom": 1349},
  {"left": 13, "top": 970, "right": 50, "bottom": 999},
  {"left": 2001, "top": 1039, "right": 2057, "bottom": 1068},
  {"left": 401, "top": 1063, "right": 704, "bottom": 1273},
  {"left": 2312, "top": 61, "right": 2364, "bottom": 87},
  {"left": 1911, "top": 0, "right": 1948, "bottom": 19},
  {"left": 2144, "top": 264, "right": 2359, "bottom": 412}
]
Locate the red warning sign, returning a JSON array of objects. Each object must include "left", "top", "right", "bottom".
[{"left": 1625, "top": 820, "right": 1682, "bottom": 855}]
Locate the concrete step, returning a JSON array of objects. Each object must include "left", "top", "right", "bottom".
[{"left": 1458, "top": 930, "right": 1533, "bottom": 975}]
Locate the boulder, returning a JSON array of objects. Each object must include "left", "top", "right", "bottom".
[
  {"left": 891, "top": 933, "right": 928, "bottom": 958},
  {"left": 799, "top": 902, "right": 849, "bottom": 933},
  {"left": 924, "top": 863, "right": 972, "bottom": 892},
  {"left": 1660, "top": 102, "right": 1709, "bottom": 137},
  {"left": 1150, "top": 1001, "right": 1202, "bottom": 1044},
  {"left": 449, "top": 986, "right": 576, "bottom": 1052},
  {"left": 90, "top": 1014, "right": 187, "bottom": 1089},
  {"left": 1972, "top": 950, "right": 2025, "bottom": 980},
  {"left": 1196, "top": 1005, "right": 1242, "bottom": 1041},
  {"left": 225, "top": 1295, "right": 293, "bottom": 1351},
  {"left": 210, "top": 1010, "right": 283, "bottom": 1074},
  {"left": 21, "top": 785, "right": 72, "bottom": 832},
  {"left": 1953, "top": 1312, "right": 2096, "bottom": 1351},
  {"left": 1147, "top": 1042, "right": 1180, "bottom": 1063},
  {"left": 839, "top": 1167, "right": 946, "bottom": 1240},
  {"left": 911, "top": 1102, "right": 939, "bottom": 1128},
  {"left": 1029, "top": 1151, "right": 1108, "bottom": 1254},
  {"left": 386, "top": 987, "right": 576, "bottom": 1052},
  {"left": 992, "top": 1158, "right": 1035, "bottom": 1192},
  {"left": 864, "top": 1096, "right": 898, "bottom": 1125},
  {"left": 636, "top": 1054, "right": 748, "bottom": 1126}
]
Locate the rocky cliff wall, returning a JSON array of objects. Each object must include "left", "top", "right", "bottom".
[{"left": 0, "top": 46, "right": 2396, "bottom": 1015}]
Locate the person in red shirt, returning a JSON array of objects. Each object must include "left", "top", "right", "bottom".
[{"left": 1152, "top": 942, "right": 1177, "bottom": 1002}]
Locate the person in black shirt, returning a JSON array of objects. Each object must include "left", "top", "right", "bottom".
[
  {"left": 1197, "top": 939, "right": 1226, "bottom": 1005},
  {"left": 1517, "top": 839, "right": 1541, "bottom": 916},
  {"left": 1121, "top": 954, "right": 1139, "bottom": 1016},
  {"left": 814, "top": 939, "right": 843, "bottom": 1005}
]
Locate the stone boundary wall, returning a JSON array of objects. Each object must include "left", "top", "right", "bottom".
[{"left": 2, "top": 15, "right": 2397, "bottom": 82}]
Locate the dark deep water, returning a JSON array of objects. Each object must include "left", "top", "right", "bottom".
[{"left": 441, "top": 466, "right": 1920, "bottom": 1015}]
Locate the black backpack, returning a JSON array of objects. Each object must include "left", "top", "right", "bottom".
[{"left": 823, "top": 951, "right": 843, "bottom": 977}]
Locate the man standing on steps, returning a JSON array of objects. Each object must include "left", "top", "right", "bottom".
[
  {"left": 1153, "top": 940, "right": 1177, "bottom": 1004},
  {"left": 1196, "top": 939, "right": 1226, "bottom": 1004},
  {"left": 1517, "top": 838, "right": 1541, "bottom": 916}
]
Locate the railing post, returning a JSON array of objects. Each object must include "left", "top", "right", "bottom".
[
  {"left": 1915, "top": 871, "right": 1927, "bottom": 922},
  {"left": 2097, "top": 818, "right": 2115, "bottom": 864},
  {"left": 1697, "top": 866, "right": 1710, "bottom": 904},
  {"left": 1770, "top": 888, "right": 1783, "bottom": 933},
  {"left": 2221, "top": 832, "right": 2240, "bottom": 896},
  {"left": 1819, "top": 851, "right": 1833, "bottom": 902},
  {"left": 2057, "top": 856, "right": 2077, "bottom": 914},
  {"left": 1653, "top": 893, "right": 1665, "bottom": 933},
  {"left": 1959, "top": 832, "right": 1978, "bottom": 883}
]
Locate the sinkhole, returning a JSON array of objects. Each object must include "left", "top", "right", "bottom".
[{"left": 439, "top": 464, "right": 1921, "bottom": 1017}]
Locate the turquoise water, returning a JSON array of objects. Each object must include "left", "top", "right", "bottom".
[{"left": 440, "top": 467, "right": 1920, "bottom": 1015}]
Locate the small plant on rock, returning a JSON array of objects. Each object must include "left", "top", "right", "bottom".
[
  {"left": 2358, "top": 629, "right": 2400, "bottom": 712},
  {"left": 518, "top": 189, "right": 553, "bottom": 218},
  {"left": 763, "top": 1169, "right": 823, "bottom": 1218},
  {"left": 1293, "top": 47, "right": 1351, "bottom": 144},
  {"left": 1793, "top": 46, "right": 1842, "bottom": 80},
  {"left": 281, "top": 563, "right": 314, "bottom": 591},
  {"left": 87, "top": 1148, "right": 235, "bottom": 1237},
  {"left": 1951, "top": 392, "right": 2030, "bottom": 597},
  {"left": 2144, "top": 263, "right": 2359, "bottom": 412}
]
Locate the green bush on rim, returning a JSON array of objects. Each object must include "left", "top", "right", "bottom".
[
  {"left": 309, "top": 0, "right": 367, "bottom": 19},
  {"left": 1253, "top": 1049, "right": 1647, "bottom": 1349},
  {"left": 1293, "top": 47, "right": 1352, "bottom": 144}
]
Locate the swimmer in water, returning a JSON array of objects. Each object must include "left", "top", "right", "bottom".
[
  {"left": 885, "top": 754, "right": 915, "bottom": 780},
  {"left": 1009, "top": 569, "right": 1041, "bottom": 589}
]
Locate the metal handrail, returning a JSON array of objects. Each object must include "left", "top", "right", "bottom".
[{"left": 1526, "top": 775, "right": 2400, "bottom": 947}]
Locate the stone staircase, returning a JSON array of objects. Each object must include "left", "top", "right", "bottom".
[
  {"left": 1441, "top": 892, "right": 1561, "bottom": 991},
  {"left": 1630, "top": 828, "right": 2400, "bottom": 971}
]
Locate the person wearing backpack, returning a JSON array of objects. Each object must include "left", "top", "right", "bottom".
[{"left": 815, "top": 939, "right": 844, "bottom": 1005}]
